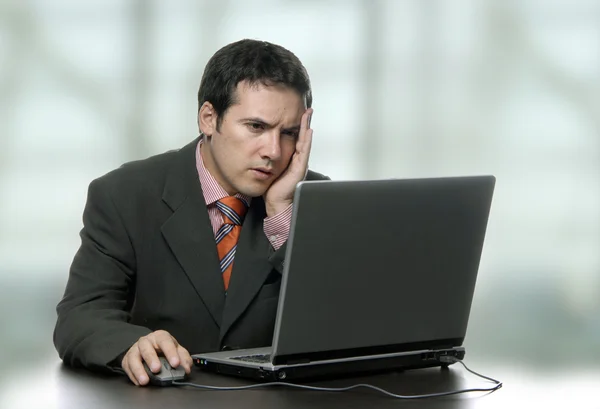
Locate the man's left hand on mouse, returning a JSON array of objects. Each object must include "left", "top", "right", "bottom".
[{"left": 263, "top": 108, "right": 313, "bottom": 217}]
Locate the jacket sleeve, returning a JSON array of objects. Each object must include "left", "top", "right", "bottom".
[{"left": 53, "top": 177, "right": 151, "bottom": 371}]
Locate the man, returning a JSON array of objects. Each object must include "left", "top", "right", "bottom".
[{"left": 53, "top": 39, "right": 329, "bottom": 386}]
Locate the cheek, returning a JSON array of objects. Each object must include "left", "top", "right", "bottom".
[{"left": 281, "top": 139, "right": 296, "bottom": 159}]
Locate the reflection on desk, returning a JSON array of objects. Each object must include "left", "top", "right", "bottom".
[{"left": 1, "top": 359, "right": 598, "bottom": 409}]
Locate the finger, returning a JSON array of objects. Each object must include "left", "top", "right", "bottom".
[
  {"left": 155, "top": 336, "right": 180, "bottom": 368},
  {"left": 127, "top": 346, "right": 150, "bottom": 386},
  {"left": 297, "top": 108, "right": 313, "bottom": 152},
  {"left": 299, "top": 108, "right": 313, "bottom": 139},
  {"left": 304, "top": 108, "right": 314, "bottom": 129},
  {"left": 150, "top": 329, "right": 179, "bottom": 350},
  {"left": 304, "top": 128, "right": 313, "bottom": 174},
  {"left": 295, "top": 128, "right": 313, "bottom": 166},
  {"left": 177, "top": 345, "right": 193, "bottom": 374},
  {"left": 300, "top": 128, "right": 313, "bottom": 154},
  {"left": 121, "top": 355, "right": 140, "bottom": 386},
  {"left": 138, "top": 337, "right": 161, "bottom": 373}
]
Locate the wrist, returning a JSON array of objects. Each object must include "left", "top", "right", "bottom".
[{"left": 265, "top": 200, "right": 292, "bottom": 218}]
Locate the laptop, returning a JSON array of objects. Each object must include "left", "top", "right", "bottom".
[{"left": 193, "top": 175, "right": 496, "bottom": 381}]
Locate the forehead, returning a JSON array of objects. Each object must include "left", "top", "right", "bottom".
[{"left": 226, "top": 81, "right": 305, "bottom": 122}]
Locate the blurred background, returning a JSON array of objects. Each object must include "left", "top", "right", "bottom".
[{"left": 0, "top": 0, "right": 598, "bottom": 392}]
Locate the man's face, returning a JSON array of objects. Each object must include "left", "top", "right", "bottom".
[{"left": 199, "top": 81, "right": 305, "bottom": 197}]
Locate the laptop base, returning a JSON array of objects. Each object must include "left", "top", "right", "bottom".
[{"left": 194, "top": 347, "right": 465, "bottom": 382}]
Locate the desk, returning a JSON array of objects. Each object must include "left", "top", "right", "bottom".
[{"left": 1, "top": 359, "right": 599, "bottom": 409}]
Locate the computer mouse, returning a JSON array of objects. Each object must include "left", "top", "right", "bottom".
[{"left": 143, "top": 356, "right": 187, "bottom": 386}]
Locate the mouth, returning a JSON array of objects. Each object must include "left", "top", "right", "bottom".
[
  {"left": 250, "top": 167, "right": 274, "bottom": 180},
  {"left": 252, "top": 167, "right": 273, "bottom": 175}
]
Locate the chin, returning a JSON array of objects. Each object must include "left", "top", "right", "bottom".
[
  {"left": 237, "top": 184, "right": 269, "bottom": 198},
  {"left": 233, "top": 173, "right": 277, "bottom": 198}
]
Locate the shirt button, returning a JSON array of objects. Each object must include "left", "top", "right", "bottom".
[{"left": 270, "top": 235, "right": 277, "bottom": 241}]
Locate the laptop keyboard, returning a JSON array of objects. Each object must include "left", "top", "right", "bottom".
[{"left": 229, "top": 354, "right": 271, "bottom": 363}]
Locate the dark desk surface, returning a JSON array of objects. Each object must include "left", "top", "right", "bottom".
[{"left": 2, "top": 359, "right": 599, "bottom": 409}]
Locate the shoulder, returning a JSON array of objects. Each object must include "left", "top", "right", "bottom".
[
  {"left": 305, "top": 169, "right": 330, "bottom": 181},
  {"left": 105, "top": 148, "right": 178, "bottom": 183},
  {"left": 90, "top": 141, "right": 195, "bottom": 195}
]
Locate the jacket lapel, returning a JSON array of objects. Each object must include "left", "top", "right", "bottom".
[
  {"left": 219, "top": 198, "right": 273, "bottom": 341},
  {"left": 160, "top": 139, "right": 225, "bottom": 328}
]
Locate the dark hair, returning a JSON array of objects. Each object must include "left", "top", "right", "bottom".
[{"left": 197, "top": 39, "right": 312, "bottom": 130}]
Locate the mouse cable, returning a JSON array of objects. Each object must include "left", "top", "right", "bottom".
[{"left": 172, "top": 357, "right": 503, "bottom": 400}]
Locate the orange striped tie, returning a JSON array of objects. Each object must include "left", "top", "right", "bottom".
[{"left": 215, "top": 196, "right": 248, "bottom": 291}]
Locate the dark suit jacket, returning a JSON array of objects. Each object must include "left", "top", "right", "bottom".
[{"left": 53, "top": 137, "right": 329, "bottom": 371}]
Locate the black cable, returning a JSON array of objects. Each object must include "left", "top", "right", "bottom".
[{"left": 172, "top": 357, "right": 503, "bottom": 399}]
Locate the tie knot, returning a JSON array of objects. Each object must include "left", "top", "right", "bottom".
[{"left": 216, "top": 196, "right": 248, "bottom": 225}]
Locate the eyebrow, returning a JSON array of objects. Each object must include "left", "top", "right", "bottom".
[{"left": 240, "top": 117, "right": 300, "bottom": 132}]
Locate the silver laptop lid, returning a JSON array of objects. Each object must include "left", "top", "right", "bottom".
[{"left": 270, "top": 176, "right": 495, "bottom": 365}]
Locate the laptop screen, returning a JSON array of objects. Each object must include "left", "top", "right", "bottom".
[{"left": 271, "top": 176, "right": 495, "bottom": 365}]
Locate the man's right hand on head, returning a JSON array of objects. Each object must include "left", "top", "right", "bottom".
[{"left": 121, "top": 330, "right": 193, "bottom": 386}]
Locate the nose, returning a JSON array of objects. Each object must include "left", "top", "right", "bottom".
[{"left": 260, "top": 130, "right": 282, "bottom": 162}]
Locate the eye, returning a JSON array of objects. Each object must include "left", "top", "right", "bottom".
[
  {"left": 282, "top": 130, "right": 299, "bottom": 139},
  {"left": 247, "top": 122, "right": 264, "bottom": 132}
]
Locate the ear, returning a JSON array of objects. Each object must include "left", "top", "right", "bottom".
[{"left": 198, "top": 102, "right": 218, "bottom": 137}]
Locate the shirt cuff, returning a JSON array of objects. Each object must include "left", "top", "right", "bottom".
[{"left": 263, "top": 203, "right": 293, "bottom": 250}]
